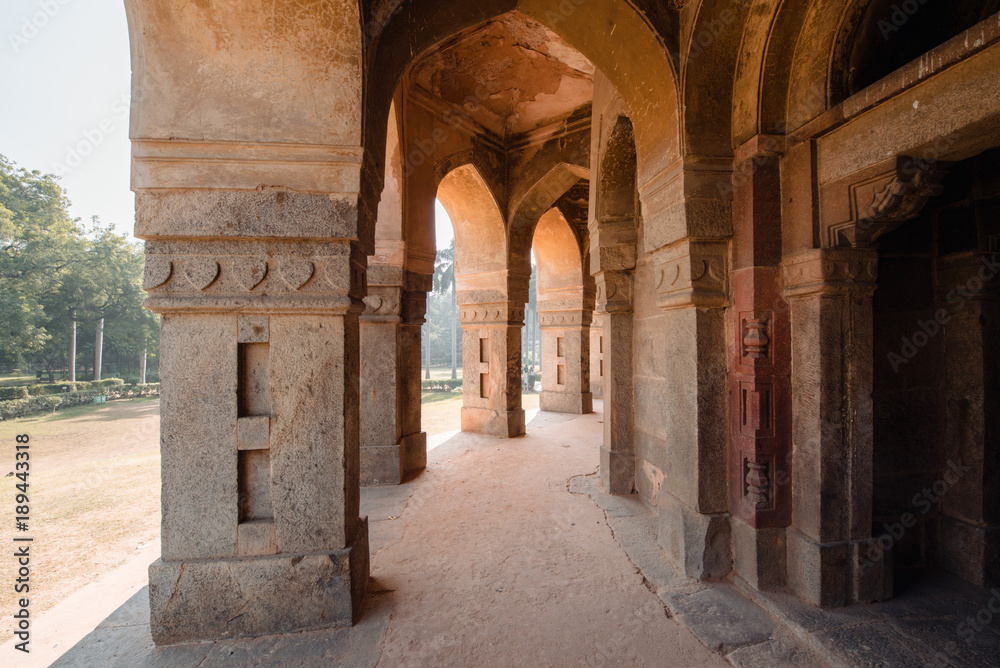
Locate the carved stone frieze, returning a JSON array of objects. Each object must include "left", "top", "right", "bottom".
[
  {"left": 361, "top": 286, "right": 402, "bottom": 318},
  {"left": 782, "top": 248, "right": 878, "bottom": 299},
  {"left": 142, "top": 241, "right": 368, "bottom": 314},
  {"left": 823, "top": 155, "right": 951, "bottom": 248},
  {"left": 652, "top": 239, "right": 728, "bottom": 310},
  {"left": 537, "top": 309, "right": 593, "bottom": 328},
  {"left": 594, "top": 271, "right": 633, "bottom": 314},
  {"left": 459, "top": 303, "right": 526, "bottom": 326}
]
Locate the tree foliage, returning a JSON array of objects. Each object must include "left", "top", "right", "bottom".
[{"left": 0, "top": 155, "right": 158, "bottom": 377}]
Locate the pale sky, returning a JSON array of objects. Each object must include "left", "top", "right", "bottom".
[{"left": 1, "top": 0, "right": 455, "bottom": 251}]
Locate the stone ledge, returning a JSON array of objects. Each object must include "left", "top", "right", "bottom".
[{"left": 149, "top": 519, "right": 369, "bottom": 645}]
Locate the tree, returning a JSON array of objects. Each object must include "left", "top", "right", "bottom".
[
  {"left": 0, "top": 156, "right": 86, "bottom": 368},
  {"left": 0, "top": 155, "right": 160, "bottom": 381},
  {"left": 433, "top": 239, "right": 458, "bottom": 379}
]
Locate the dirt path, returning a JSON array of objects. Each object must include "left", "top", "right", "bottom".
[
  {"left": 371, "top": 409, "right": 728, "bottom": 667},
  {"left": 0, "top": 399, "right": 161, "bottom": 645}
]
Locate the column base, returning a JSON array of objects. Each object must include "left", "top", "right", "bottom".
[
  {"left": 657, "top": 493, "right": 731, "bottom": 580},
  {"left": 461, "top": 406, "right": 525, "bottom": 438},
  {"left": 731, "top": 519, "right": 786, "bottom": 591},
  {"left": 600, "top": 446, "right": 634, "bottom": 494},
  {"left": 539, "top": 391, "right": 593, "bottom": 414},
  {"left": 149, "top": 518, "right": 369, "bottom": 645},
  {"left": 940, "top": 516, "right": 1000, "bottom": 588},
  {"left": 360, "top": 433, "right": 427, "bottom": 487},
  {"left": 786, "top": 528, "right": 892, "bottom": 607}
]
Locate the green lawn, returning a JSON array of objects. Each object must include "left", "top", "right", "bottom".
[
  {"left": 423, "top": 366, "right": 462, "bottom": 380},
  {"left": 422, "top": 390, "right": 462, "bottom": 404},
  {"left": 0, "top": 371, "right": 36, "bottom": 387}
]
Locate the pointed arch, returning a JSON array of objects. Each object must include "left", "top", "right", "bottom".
[
  {"left": 360, "top": 0, "right": 682, "bottom": 249},
  {"left": 508, "top": 163, "right": 589, "bottom": 276},
  {"left": 436, "top": 163, "right": 507, "bottom": 280}
]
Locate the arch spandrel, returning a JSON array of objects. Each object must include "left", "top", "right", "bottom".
[{"left": 508, "top": 163, "right": 589, "bottom": 275}]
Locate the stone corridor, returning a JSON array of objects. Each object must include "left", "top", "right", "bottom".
[{"left": 54, "top": 406, "right": 1000, "bottom": 667}]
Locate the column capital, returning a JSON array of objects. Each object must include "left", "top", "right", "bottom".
[
  {"left": 651, "top": 238, "right": 729, "bottom": 311},
  {"left": 782, "top": 248, "right": 878, "bottom": 299},
  {"left": 360, "top": 285, "right": 402, "bottom": 322},
  {"left": 458, "top": 302, "right": 526, "bottom": 326},
  {"left": 594, "top": 271, "right": 633, "bottom": 314},
  {"left": 537, "top": 309, "right": 593, "bottom": 328},
  {"left": 143, "top": 239, "right": 367, "bottom": 315}
]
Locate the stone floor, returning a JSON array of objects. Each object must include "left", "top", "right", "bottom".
[{"left": 44, "top": 405, "right": 1000, "bottom": 667}]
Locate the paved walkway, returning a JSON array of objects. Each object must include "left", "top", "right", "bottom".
[{"left": 29, "top": 405, "right": 1000, "bottom": 667}]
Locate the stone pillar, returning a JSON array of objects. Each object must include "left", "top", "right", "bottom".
[
  {"left": 142, "top": 227, "right": 369, "bottom": 644},
  {"left": 783, "top": 248, "right": 891, "bottom": 606},
  {"left": 590, "top": 313, "right": 604, "bottom": 399},
  {"left": 538, "top": 309, "right": 593, "bottom": 414},
  {"left": 937, "top": 253, "right": 1000, "bottom": 588},
  {"left": 652, "top": 239, "right": 731, "bottom": 581},
  {"left": 727, "top": 146, "right": 791, "bottom": 592},
  {"left": 459, "top": 301, "right": 526, "bottom": 438},
  {"left": 595, "top": 271, "right": 633, "bottom": 493}
]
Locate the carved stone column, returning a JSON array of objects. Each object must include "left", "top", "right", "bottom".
[
  {"left": 590, "top": 313, "right": 604, "bottom": 399},
  {"left": 727, "top": 146, "right": 791, "bottom": 592},
  {"left": 538, "top": 306, "right": 593, "bottom": 414},
  {"left": 652, "top": 238, "right": 731, "bottom": 581},
  {"left": 359, "top": 237, "right": 428, "bottom": 486},
  {"left": 936, "top": 252, "right": 1000, "bottom": 588},
  {"left": 459, "top": 301, "right": 526, "bottom": 438},
  {"left": 595, "top": 270, "right": 633, "bottom": 493},
  {"left": 783, "top": 248, "right": 891, "bottom": 606},
  {"left": 143, "top": 228, "right": 369, "bottom": 643}
]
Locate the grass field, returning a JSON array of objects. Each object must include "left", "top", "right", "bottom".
[
  {"left": 0, "top": 371, "right": 36, "bottom": 387},
  {"left": 0, "top": 398, "right": 161, "bottom": 644},
  {"left": 423, "top": 366, "right": 462, "bottom": 381}
]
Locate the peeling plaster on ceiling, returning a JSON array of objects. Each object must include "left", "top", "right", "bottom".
[{"left": 409, "top": 11, "right": 595, "bottom": 138}]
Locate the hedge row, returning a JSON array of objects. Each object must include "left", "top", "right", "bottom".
[
  {"left": 16, "top": 378, "right": 127, "bottom": 397},
  {"left": 421, "top": 378, "right": 463, "bottom": 391},
  {"left": 0, "top": 382, "right": 160, "bottom": 421}
]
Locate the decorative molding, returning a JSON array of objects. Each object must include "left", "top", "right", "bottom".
[
  {"left": 459, "top": 303, "right": 526, "bottom": 326},
  {"left": 183, "top": 259, "right": 221, "bottom": 291},
  {"left": 741, "top": 315, "right": 770, "bottom": 360},
  {"left": 782, "top": 248, "right": 878, "bottom": 299},
  {"left": 232, "top": 260, "right": 268, "bottom": 291},
  {"left": 143, "top": 257, "right": 173, "bottom": 290},
  {"left": 824, "top": 156, "right": 950, "bottom": 248},
  {"left": 537, "top": 310, "right": 593, "bottom": 328},
  {"left": 142, "top": 245, "right": 368, "bottom": 315},
  {"left": 652, "top": 239, "right": 728, "bottom": 310},
  {"left": 131, "top": 139, "right": 363, "bottom": 194},
  {"left": 279, "top": 260, "right": 315, "bottom": 290},
  {"left": 743, "top": 455, "right": 772, "bottom": 511},
  {"left": 594, "top": 271, "right": 633, "bottom": 314},
  {"left": 361, "top": 286, "right": 402, "bottom": 318}
]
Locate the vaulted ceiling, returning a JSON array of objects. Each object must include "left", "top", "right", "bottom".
[{"left": 408, "top": 11, "right": 594, "bottom": 139}]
